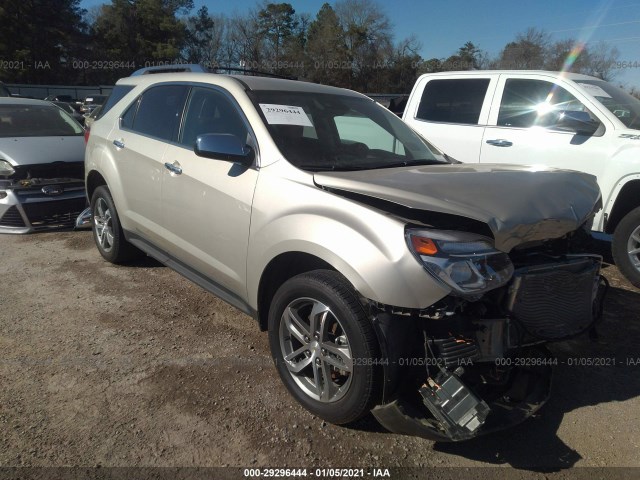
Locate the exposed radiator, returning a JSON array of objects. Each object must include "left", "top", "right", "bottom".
[{"left": 506, "top": 257, "right": 601, "bottom": 340}]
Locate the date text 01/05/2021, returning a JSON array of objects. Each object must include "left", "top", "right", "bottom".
[{"left": 243, "top": 468, "right": 391, "bottom": 478}]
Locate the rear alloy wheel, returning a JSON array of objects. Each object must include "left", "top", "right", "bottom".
[
  {"left": 94, "top": 197, "right": 114, "bottom": 253},
  {"left": 612, "top": 206, "right": 640, "bottom": 288},
  {"left": 91, "top": 186, "right": 141, "bottom": 264},
  {"left": 268, "top": 270, "right": 381, "bottom": 424}
]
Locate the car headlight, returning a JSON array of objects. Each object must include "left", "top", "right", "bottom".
[
  {"left": 0, "top": 160, "right": 15, "bottom": 176},
  {"left": 406, "top": 228, "right": 514, "bottom": 297}
]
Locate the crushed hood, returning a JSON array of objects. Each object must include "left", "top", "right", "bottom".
[{"left": 314, "top": 163, "right": 602, "bottom": 252}]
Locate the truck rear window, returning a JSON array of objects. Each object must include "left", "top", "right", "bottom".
[{"left": 416, "top": 79, "right": 490, "bottom": 125}]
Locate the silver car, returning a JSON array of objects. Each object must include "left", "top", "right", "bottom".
[
  {"left": 85, "top": 69, "right": 605, "bottom": 441},
  {"left": 0, "top": 98, "right": 86, "bottom": 233}
]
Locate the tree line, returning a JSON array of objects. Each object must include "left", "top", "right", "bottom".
[{"left": 0, "top": 0, "right": 628, "bottom": 94}]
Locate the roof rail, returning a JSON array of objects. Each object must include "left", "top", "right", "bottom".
[
  {"left": 130, "top": 63, "right": 298, "bottom": 80},
  {"left": 130, "top": 64, "right": 207, "bottom": 76},
  {"left": 212, "top": 66, "right": 296, "bottom": 80}
]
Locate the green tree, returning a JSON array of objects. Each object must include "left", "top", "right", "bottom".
[
  {"left": 91, "top": 0, "right": 193, "bottom": 82},
  {"left": 306, "top": 3, "right": 350, "bottom": 85},
  {"left": 182, "top": 6, "right": 226, "bottom": 68},
  {"left": 0, "top": 0, "right": 87, "bottom": 83},
  {"left": 257, "top": 3, "right": 298, "bottom": 65}
]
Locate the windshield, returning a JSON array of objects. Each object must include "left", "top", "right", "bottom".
[
  {"left": 576, "top": 80, "right": 640, "bottom": 130},
  {"left": 250, "top": 90, "right": 447, "bottom": 171},
  {"left": 0, "top": 104, "right": 84, "bottom": 137}
]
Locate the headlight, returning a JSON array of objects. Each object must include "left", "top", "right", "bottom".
[
  {"left": 406, "top": 229, "right": 514, "bottom": 297},
  {"left": 0, "top": 160, "right": 15, "bottom": 176}
]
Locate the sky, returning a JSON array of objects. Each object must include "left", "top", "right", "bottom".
[{"left": 81, "top": 0, "right": 640, "bottom": 88}]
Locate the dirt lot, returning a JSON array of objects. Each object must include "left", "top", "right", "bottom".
[{"left": 1, "top": 230, "right": 639, "bottom": 478}]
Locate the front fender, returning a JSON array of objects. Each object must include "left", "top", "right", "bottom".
[
  {"left": 597, "top": 145, "right": 640, "bottom": 231},
  {"left": 246, "top": 166, "right": 450, "bottom": 311},
  {"left": 601, "top": 173, "right": 640, "bottom": 231}
]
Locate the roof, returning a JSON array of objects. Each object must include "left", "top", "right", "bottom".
[
  {"left": 116, "top": 72, "right": 364, "bottom": 98},
  {"left": 418, "top": 70, "right": 600, "bottom": 81},
  {"left": 228, "top": 75, "right": 362, "bottom": 96}
]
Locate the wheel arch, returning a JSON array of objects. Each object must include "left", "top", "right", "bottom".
[
  {"left": 606, "top": 179, "right": 640, "bottom": 234},
  {"left": 86, "top": 170, "right": 108, "bottom": 202},
  {"left": 256, "top": 252, "right": 336, "bottom": 331}
]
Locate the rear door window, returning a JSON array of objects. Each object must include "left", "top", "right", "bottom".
[{"left": 416, "top": 79, "right": 490, "bottom": 125}]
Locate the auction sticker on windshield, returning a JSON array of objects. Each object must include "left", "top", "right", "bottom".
[
  {"left": 578, "top": 83, "right": 612, "bottom": 98},
  {"left": 259, "top": 104, "right": 313, "bottom": 127}
]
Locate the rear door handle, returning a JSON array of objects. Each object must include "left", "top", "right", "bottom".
[
  {"left": 113, "top": 139, "right": 125, "bottom": 149},
  {"left": 486, "top": 139, "right": 513, "bottom": 147},
  {"left": 164, "top": 162, "right": 182, "bottom": 175}
]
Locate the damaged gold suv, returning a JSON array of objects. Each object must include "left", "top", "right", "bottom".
[{"left": 84, "top": 66, "right": 605, "bottom": 441}]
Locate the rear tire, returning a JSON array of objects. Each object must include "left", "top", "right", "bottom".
[
  {"left": 612, "top": 206, "right": 640, "bottom": 288},
  {"left": 268, "top": 270, "right": 381, "bottom": 424},
  {"left": 90, "top": 186, "right": 142, "bottom": 264}
]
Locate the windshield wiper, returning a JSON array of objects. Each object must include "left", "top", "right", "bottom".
[
  {"left": 365, "top": 159, "right": 445, "bottom": 170},
  {"left": 296, "top": 164, "right": 364, "bottom": 172}
]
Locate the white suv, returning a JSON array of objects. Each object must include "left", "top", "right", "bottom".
[
  {"left": 403, "top": 71, "right": 640, "bottom": 286},
  {"left": 84, "top": 69, "right": 605, "bottom": 441}
]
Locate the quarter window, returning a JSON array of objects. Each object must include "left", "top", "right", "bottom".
[
  {"left": 120, "top": 98, "right": 138, "bottom": 130},
  {"left": 99, "top": 85, "right": 134, "bottom": 119},
  {"left": 127, "top": 85, "right": 189, "bottom": 141},
  {"left": 416, "top": 79, "right": 490, "bottom": 125},
  {"left": 498, "top": 79, "right": 593, "bottom": 129}
]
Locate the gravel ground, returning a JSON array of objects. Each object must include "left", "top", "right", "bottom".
[{"left": 1, "top": 230, "right": 639, "bottom": 479}]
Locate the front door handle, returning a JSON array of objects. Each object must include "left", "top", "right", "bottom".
[
  {"left": 164, "top": 162, "right": 182, "bottom": 175},
  {"left": 113, "top": 139, "right": 125, "bottom": 149},
  {"left": 486, "top": 139, "right": 513, "bottom": 147}
]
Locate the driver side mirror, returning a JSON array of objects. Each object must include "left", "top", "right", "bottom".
[
  {"left": 555, "top": 111, "right": 601, "bottom": 136},
  {"left": 194, "top": 133, "right": 254, "bottom": 167}
]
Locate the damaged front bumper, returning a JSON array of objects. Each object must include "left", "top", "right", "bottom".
[
  {"left": 371, "top": 350, "right": 553, "bottom": 442},
  {"left": 369, "top": 256, "right": 606, "bottom": 442},
  {"left": 0, "top": 178, "right": 87, "bottom": 233}
]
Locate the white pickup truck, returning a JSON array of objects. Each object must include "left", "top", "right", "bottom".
[{"left": 403, "top": 70, "right": 640, "bottom": 287}]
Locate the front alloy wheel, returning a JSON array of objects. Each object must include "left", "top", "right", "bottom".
[
  {"left": 612, "top": 206, "right": 640, "bottom": 288},
  {"left": 268, "top": 270, "right": 381, "bottom": 424},
  {"left": 626, "top": 225, "right": 640, "bottom": 272},
  {"left": 279, "top": 297, "right": 353, "bottom": 403}
]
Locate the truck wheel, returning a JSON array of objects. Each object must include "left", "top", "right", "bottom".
[
  {"left": 268, "top": 270, "right": 381, "bottom": 424},
  {"left": 91, "top": 186, "right": 142, "bottom": 264},
  {"left": 612, "top": 206, "right": 640, "bottom": 288}
]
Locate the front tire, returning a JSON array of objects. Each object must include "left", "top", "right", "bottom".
[
  {"left": 612, "top": 206, "right": 640, "bottom": 288},
  {"left": 268, "top": 270, "right": 381, "bottom": 424},
  {"left": 90, "top": 186, "right": 141, "bottom": 264}
]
